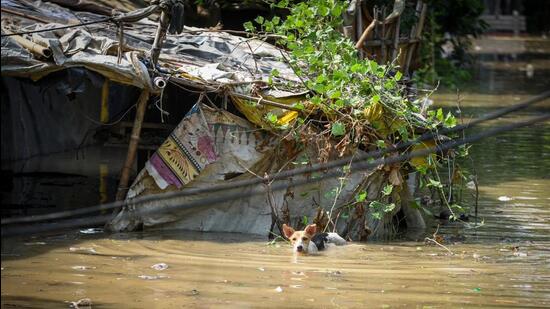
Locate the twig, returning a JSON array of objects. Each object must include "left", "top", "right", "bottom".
[
  {"left": 424, "top": 237, "right": 454, "bottom": 255},
  {"left": 264, "top": 173, "right": 284, "bottom": 238}
]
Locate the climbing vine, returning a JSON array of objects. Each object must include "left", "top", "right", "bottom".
[{"left": 244, "top": 0, "right": 470, "bottom": 224}]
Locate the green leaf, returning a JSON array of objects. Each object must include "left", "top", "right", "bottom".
[
  {"left": 367, "top": 60, "right": 378, "bottom": 72},
  {"left": 264, "top": 21, "right": 274, "bottom": 31},
  {"left": 276, "top": 0, "right": 289, "bottom": 8},
  {"left": 319, "top": 6, "right": 330, "bottom": 16},
  {"left": 329, "top": 90, "right": 342, "bottom": 99},
  {"left": 331, "top": 122, "right": 346, "bottom": 136},
  {"left": 376, "top": 140, "right": 386, "bottom": 149},
  {"left": 313, "top": 83, "right": 326, "bottom": 93},
  {"left": 315, "top": 74, "right": 327, "bottom": 83},
  {"left": 302, "top": 216, "right": 308, "bottom": 226},
  {"left": 427, "top": 178, "right": 443, "bottom": 189},
  {"left": 287, "top": 33, "right": 295, "bottom": 42},
  {"left": 331, "top": 5, "right": 343, "bottom": 17},
  {"left": 370, "top": 212, "right": 381, "bottom": 220},
  {"left": 293, "top": 102, "right": 305, "bottom": 110},
  {"left": 271, "top": 68, "right": 280, "bottom": 77},
  {"left": 351, "top": 63, "right": 364, "bottom": 73},
  {"left": 355, "top": 191, "right": 367, "bottom": 202},
  {"left": 255, "top": 16, "right": 265, "bottom": 25},
  {"left": 384, "top": 203, "right": 396, "bottom": 213},
  {"left": 394, "top": 71, "right": 403, "bottom": 81},
  {"left": 444, "top": 112, "right": 457, "bottom": 128},
  {"left": 382, "top": 184, "right": 393, "bottom": 196},
  {"left": 369, "top": 201, "right": 384, "bottom": 208},
  {"left": 243, "top": 21, "right": 255, "bottom": 32},
  {"left": 436, "top": 108, "right": 444, "bottom": 122},
  {"left": 266, "top": 112, "right": 278, "bottom": 124}
]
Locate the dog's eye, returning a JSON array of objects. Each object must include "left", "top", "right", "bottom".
[
  {"left": 302, "top": 237, "right": 308, "bottom": 241},
  {"left": 292, "top": 238, "right": 297, "bottom": 241}
]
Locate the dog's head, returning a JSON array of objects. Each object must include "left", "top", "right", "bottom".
[{"left": 282, "top": 223, "right": 317, "bottom": 254}]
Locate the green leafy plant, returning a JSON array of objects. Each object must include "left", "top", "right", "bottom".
[{"left": 243, "top": 0, "right": 467, "bottom": 223}]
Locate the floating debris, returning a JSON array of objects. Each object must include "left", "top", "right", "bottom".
[
  {"left": 69, "top": 247, "right": 97, "bottom": 255},
  {"left": 513, "top": 251, "right": 527, "bottom": 257},
  {"left": 185, "top": 289, "right": 200, "bottom": 296},
  {"left": 497, "top": 196, "right": 513, "bottom": 202},
  {"left": 24, "top": 242, "right": 47, "bottom": 245},
  {"left": 274, "top": 286, "right": 283, "bottom": 293},
  {"left": 80, "top": 228, "right": 104, "bottom": 235},
  {"left": 138, "top": 274, "right": 168, "bottom": 280},
  {"left": 69, "top": 298, "right": 92, "bottom": 309},
  {"left": 71, "top": 266, "right": 96, "bottom": 271},
  {"left": 151, "top": 263, "right": 168, "bottom": 271}
]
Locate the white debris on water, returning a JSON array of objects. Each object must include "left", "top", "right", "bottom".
[
  {"left": 513, "top": 251, "right": 528, "bottom": 257},
  {"left": 138, "top": 274, "right": 169, "bottom": 280},
  {"left": 69, "top": 247, "right": 97, "bottom": 254},
  {"left": 497, "top": 196, "right": 513, "bottom": 202},
  {"left": 69, "top": 297, "right": 92, "bottom": 309},
  {"left": 151, "top": 263, "right": 168, "bottom": 271},
  {"left": 80, "top": 228, "right": 104, "bottom": 234},
  {"left": 71, "top": 266, "right": 96, "bottom": 271},
  {"left": 274, "top": 286, "right": 283, "bottom": 293}
]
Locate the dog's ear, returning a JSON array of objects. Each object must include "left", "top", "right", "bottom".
[
  {"left": 305, "top": 224, "right": 317, "bottom": 236},
  {"left": 282, "top": 224, "right": 295, "bottom": 239}
]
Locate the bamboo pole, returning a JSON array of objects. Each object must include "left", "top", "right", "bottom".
[
  {"left": 100, "top": 79, "right": 110, "bottom": 123},
  {"left": 380, "top": 7, "right": 387, "bottom": 63},
  {"left": 392, "top": 15, "right": 401, "bottom": 62},
  {"left": 404, "top": 2, "right": 427, "bottom": 74},
  {"left": 355, "top": 18, "right": 378, "bottom": 49},
  {"left": 115, "top": 88, "right": 150, "bottom": 201},
  {"left": 3, "top": 29, "right": 52, "bottom": 59}
]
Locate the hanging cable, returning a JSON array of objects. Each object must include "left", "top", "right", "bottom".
[{"left": 2, "top": 112, "right": 548, "bottom": 232}]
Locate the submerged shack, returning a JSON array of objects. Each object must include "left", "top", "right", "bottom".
[{"left": 2, "top": 0, "right": 432, "bottom": 240}]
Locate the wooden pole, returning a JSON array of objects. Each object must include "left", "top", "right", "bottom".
[
  {"left": 115, "top": 88, "right": 150, "bottom": 201},
  {"left": 404, "top": 2, "right": 427, "bottom": 75},
  {"left": 392, "top": 15, "right": 401, "bottom": 62},
  {"left": 380, "top": 6, "right": 387, "bottom": 63}
]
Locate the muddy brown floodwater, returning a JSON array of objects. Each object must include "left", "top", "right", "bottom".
[{"left": 2, "top": 36, "right": 550, "bottom": 308}]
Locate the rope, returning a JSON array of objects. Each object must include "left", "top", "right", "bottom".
[{"left": 0, "top": 17, "right": 112, "bottom": 38}]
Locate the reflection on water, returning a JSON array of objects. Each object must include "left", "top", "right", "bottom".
[{"left": 2, "top": 35, "right": 550, "bottom": 308}]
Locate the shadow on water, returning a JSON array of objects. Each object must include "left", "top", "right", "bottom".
[{"left": 1, "top": 229, "right": 267, "bottom": 261}]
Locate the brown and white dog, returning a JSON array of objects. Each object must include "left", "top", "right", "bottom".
[{"left": 282, "top": 223, "right": 346, "bottom": 254}]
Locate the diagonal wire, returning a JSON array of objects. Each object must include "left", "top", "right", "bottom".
[
  {"left": 0, "top": 17, "right": 112, "bottom": 37},
  {"left": 1, "top": 91, "right": 548, "bottom": 226},
  {"left": 2, "top": 113, "right": 548, "bottom": 236}
]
